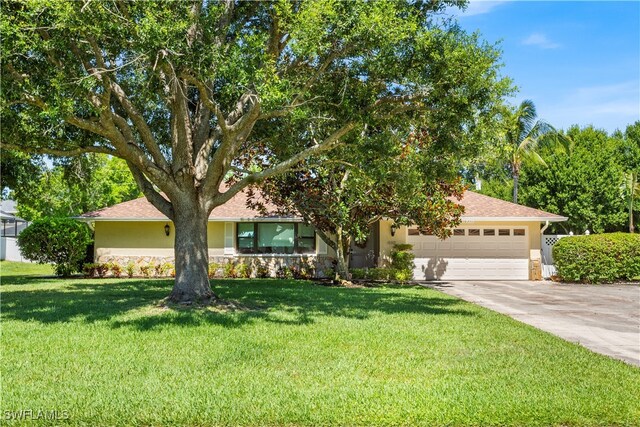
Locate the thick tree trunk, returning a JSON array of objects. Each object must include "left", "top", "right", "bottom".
[
  {"left": 630, "top": 193, "right": 635, "bottom": 234},
  {"left": 169, "top": 205, "right": 215, "bottom": 303},
  {"left": 334, "top": 228, "right": 351, "bottom": 280},
  {"left": 512, "top": 173, "right": 519, "bottom": 204},
  {"left": 630, "top": 172, "right": 636, "bottom": 233}
]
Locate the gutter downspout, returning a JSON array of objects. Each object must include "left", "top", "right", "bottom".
[
  {"left": 539, "top": 220, "right": 550, "bottom": 278},
  {"left": 540, "top": 221, "right": 550, "bottom": 260},
  {"left": 540, "top": 220, "right": 550, "bottom": 235}
]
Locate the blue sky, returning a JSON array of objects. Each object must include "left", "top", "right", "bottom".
[{"left": 449, "top": 1, "right": 639, "bottom": 134}]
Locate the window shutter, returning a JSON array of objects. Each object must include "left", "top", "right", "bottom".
[{"left": 224, "top": 222, "right": 235, "bottom": 255}]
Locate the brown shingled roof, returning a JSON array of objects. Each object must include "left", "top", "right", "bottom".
[
  {"left": 80, "top": 190, "right": 566, "bottom": 222},
  {"left": 80, "top": 189, "right": 291, "bottom": 221},
  {"left": 455, "top": 191, "right": 566, "bottom": 221}
]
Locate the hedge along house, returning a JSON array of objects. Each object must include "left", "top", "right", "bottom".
[{"left": 80, "top": 190, "right": 566, "bottom": 280}]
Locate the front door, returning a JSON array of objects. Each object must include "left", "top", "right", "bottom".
[{"left": 350, "top": 222, "right": 380, "bottom": 268}]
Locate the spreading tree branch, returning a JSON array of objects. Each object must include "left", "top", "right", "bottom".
[
  {"left": 126, "top": 161, "right": 175, "bottom": 220},
  {"left": 1, "top": 142, "right": 116, "bottom": 157},
  {"left": 210, "top": 122, "right": 356, "bottom": 210}
]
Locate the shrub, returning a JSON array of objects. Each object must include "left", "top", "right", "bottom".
[
  {"left": 83, "top": 263, "right": 98, "bottom": 278},
  {"left": 222, "top": 261, "right": 238, "bottom": 278},
  {"left": 153, "top": 262, "right": 164, "bottom": 278},
  {"left": 372, "top": 268, "right": 397, "bottom": 281},
  {"left": 290, "top": 261, "right": 314, "bottom": 280},
  {"left": 276, "top": 265, "right": 294, "bottom": 280},
  {"left": 139, "top": 263, "right": 153, "bottom": 278},
  {"left": 208, "top": 262, "right": 220, "bottom": 279},
  {"left": 350, "top": 268, "right": 367, "bottom": 280},
  {"left": 95, "top": 263, "right": 109, "bottom": 278},
  {"left": 393, "top": 269, "right": 412, "bottom": 282},
  {"left": 109, "top": 262, "right": 123, "bottom": 278},
  {"left": 255, "top": 262, "right": 270, "bottom": 278},
  {"left": 17, "top": 217, "right": 92, "bottom": 276},
  {"left": 161, "top": 262, "right": 174, "bottom": 277},
  {"left": 553, "top": 233, "right": 640, "bottom": 283},
  {"left": 125, "top": 261, "right": 136, "bottom": 278},
  {"left": 350, "top": 267, "right": 413, "bottom": 282},
  {"left": 390, "top": 243, "right": 415, "bottom": 281},
  {"left": 234, "top": 262, "right": 251, "bottom": 279}
]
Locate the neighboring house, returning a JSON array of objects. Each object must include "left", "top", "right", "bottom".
[
  {"left": 1, "top": 199, "right": 31, "bottom": 262},
  {"left": 79, "top": 190, "right": 566, "bottom": 280}
]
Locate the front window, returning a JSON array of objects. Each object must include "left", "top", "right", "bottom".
[
  {"left": 237, "top": 223, "right": 255, "bottom": 252},
  {"left": 237, "top": 222, "right": 316, "bottom": 254}
]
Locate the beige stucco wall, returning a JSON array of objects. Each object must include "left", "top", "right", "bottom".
[
  {"left": 92, "top": 220, "right": 337, "bottom": 277},
  {"left": 378, "top": 219, "right": 543, "bottom": 263},
  {"left": 93, "top": 220, "right": 336, "bottom": 260},
  {"left": 94, "top": 221, "right": 226, "bottom": 260}
]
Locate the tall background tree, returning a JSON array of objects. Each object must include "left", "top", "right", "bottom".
[
  {"left": 618, "top": 122, "right": 640, "bottom": 233},
  {"left": 6, "top": 154, "right": 141, "bottom": 221},
  {"left": 518, "top": 126, "right": 628, "bottom": 234},
  {"left": 2, "top": 0, "right": 510, "bottom": 302},
  {"left": 499, "top": 100, "right": 556, "bottom": 204}
]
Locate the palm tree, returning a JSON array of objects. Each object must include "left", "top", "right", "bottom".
[
  {"left": 625, "top": 171, "right": 639, "bottom": 233},
  {"left": 621, "top": 122, "right": 640, "bottom": 233},
  {"left": 501, "top": 100, "right": 566, "bottom": 204}
]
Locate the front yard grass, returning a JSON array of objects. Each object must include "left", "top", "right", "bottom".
[{"left": 1, "top": 261, "right": 639, "bottom": 426}]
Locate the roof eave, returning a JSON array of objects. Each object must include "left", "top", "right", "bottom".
[
  {"left": 461, "top": 216, "right": 568, "bottom": 222},
  {"left": 76, "top": 216, "right": 304, "bottom": 222}
]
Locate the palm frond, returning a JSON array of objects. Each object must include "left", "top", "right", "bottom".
[
  {"left": 520, "top": 149, "right": 547, "bottom": 167},
  {"left": 516, "top": 99, "right": 537, "bottom": 141}
]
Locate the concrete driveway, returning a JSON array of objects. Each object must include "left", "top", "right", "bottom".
[{"left": 425, "top": 280, "right": 640, "bottom": 366}]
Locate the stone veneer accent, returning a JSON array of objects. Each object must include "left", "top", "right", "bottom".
[{"left": 96, "top": 254, "right": 336, "bottom": 278}]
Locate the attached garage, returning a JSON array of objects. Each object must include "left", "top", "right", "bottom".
[
  {"left": 408, "top": 226, "right": 530, "bottom": 280},
  {"left": 377, "top": 191, "right": 567, "bottom": 281}
]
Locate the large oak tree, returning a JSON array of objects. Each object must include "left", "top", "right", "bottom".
[{"left": 2, "top": 0, "right": 508, "bottom": 302}]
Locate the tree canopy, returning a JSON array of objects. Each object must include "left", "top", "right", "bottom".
[
  {"left": 518, "top": 126, "right": 628, "bottom": 234},
  {"left": 2, "top": 0, "right": 511, "bottom": 302},
  {"left": 0, "top": 149, "right": 45, "bottom": 197},
  {"left": 618, "top": 122, "right": 640, "bottom": 233},
  {"left": 251, "top": 129, "right": 467, "bottom": 278},
  {"left": 8, "top": 154, "right": 141, "bottom": 221}
]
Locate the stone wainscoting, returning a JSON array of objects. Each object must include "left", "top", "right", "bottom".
[{"left": 96, "top": 254, "right": 336, "bottom": 278}]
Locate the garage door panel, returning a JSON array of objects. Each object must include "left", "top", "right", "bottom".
[
  {"left": 413, "top": 258, "right": 529, "bottom": 280},
  {"left": 452, "top": 242, "right": 467, "bottom": 250},
  {"left": 465, "top": 242, "right": 485, "bottom": 251},
  {"left": 407, "top": 227, "right": 530, "bottom": 280},
  {"left": 438, "top": 241, "right": 451, "bottom": 250}
]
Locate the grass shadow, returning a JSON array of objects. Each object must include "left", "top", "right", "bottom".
[{"left": 1, "top": 277, "right": 475, "bottom": 330}]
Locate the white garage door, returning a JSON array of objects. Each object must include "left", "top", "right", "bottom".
[{"left": 407, "top": 226, "right": 530, "bottom": 280}]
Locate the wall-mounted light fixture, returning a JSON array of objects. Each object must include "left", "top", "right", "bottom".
[
  {"left": 164, "top": 223, "right": 171, "bottom": 236},
  {"left": 390, "top": 223, "right": 397, "bottom": 237}
]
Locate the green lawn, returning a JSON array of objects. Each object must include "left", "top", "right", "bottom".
[{"left": 1, "top": 261, "right": 639, "bottom": 426}]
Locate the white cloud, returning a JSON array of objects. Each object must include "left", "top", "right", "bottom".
[
  {"left": 447, "top": 0, "right": 509, "bottom": 17},
  {"left": 534, "top": 81, "right": 640, "bottom": 132},
  {"left": 522, "top": 33, "right": 561, "bottom": 49}
]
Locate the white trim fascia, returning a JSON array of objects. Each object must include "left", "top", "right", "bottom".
[
  {"left": 234, "top": 253, "right": 318, "bottom": 258},
  {"left": 75, "top": 217, "right": 304, "bottom": 222},
  {"left": 460, "top": 216, "right": 568, "bottom": 222},
  {"left": 78, "top": 216, "right": 567, "bottom": 223}
]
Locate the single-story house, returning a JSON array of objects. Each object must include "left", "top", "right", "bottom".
[{"left": 79, "top": 190, "right": 566, "bottom": 280}]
